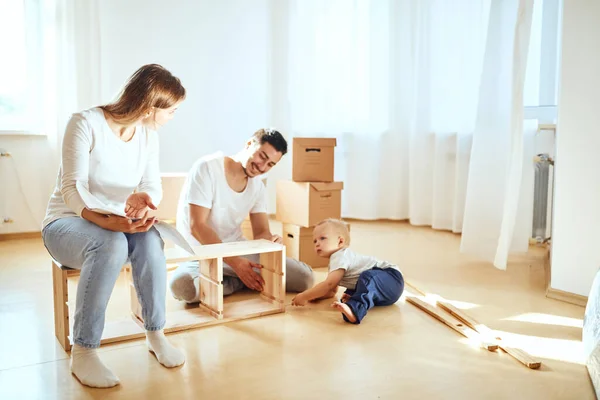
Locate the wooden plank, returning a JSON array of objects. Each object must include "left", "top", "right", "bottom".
[
  {"left": 407, "top": 281, "right": 542, "bottom": 369},
  {"left": 260, "top": 250, "right": 285, "bottom": 309},
  {"left": 52, "top": 262, "right": 70, "bottom": 352},
  {"left": 199, "top": 275, "right": 223, "bottom": 319},
  {"left": 501, "top": 347, "right": 542, "bottom": 369},
  {"left": 406, "top": 295, "right": 498, "bottom": 351},
  {"left": 73, "top": 296, "right": 284, "bottom": 348},
  {"left": 260, "top": 293, "right": 284, "bottom": 305},
  {"left": 163, "top": 239, "right": 285, "bottom": 264},
  {"left": 200, "top": 258, "right": 223, "bottom": 283},
  {"left": 437, "top": 301, "right": 496, "bottom": 339},
  {"left": 161, "top": 298, "right": 282, "bottom": 334}
]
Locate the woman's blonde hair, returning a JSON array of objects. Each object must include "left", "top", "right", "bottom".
[{"left": 101, "top": 64, "right": 186, "bottom": 125}]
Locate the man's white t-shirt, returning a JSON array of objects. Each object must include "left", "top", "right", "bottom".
[
  {"left": 176, "top": 152, "right": 267, "bottom": 245},
  {"left": 328, "top": 248, "right": 402, "bottom": 290}
]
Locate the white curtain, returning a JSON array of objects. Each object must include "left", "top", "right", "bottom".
[
  {"left": 461, "top": 0, "right": 535, "bottom": 269},
  {"left": 43, "top": 0, "right": 102, "bottom": 163},
  {"left": 5, "top": 0, "right": 103, "bottom": 228},
  {"left": 273, "top": 0, "right": 535, "bottom": 268}
]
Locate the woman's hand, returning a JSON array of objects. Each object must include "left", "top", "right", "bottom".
[
  {"left": 103, "top": 214, "right": 156, "bottom": 233},
  {"left": 125, "top": 192, "right": 157, "bottom": 219}
]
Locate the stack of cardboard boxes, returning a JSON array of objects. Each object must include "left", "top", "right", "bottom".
[{"left": 276, "top": 138, "right": 345, "bottom": 268}]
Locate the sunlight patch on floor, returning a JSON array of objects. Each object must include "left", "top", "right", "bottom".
[
  {"left": 502, "top": 312, "right": 583, "bottom": 328},
  {"left": 494, "top": 330, "right": 585, "bottom": 365}
]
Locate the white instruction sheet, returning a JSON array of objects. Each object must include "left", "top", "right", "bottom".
[{"left": 76, "top": 181, "right": 197, "bottom": 255}]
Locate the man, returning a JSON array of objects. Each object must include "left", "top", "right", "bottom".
[{"left": 169, "top": 128, "right": 314, "bottom": 302}]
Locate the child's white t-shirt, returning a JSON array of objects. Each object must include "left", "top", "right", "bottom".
[
  {"left": 176, "top": 152, "right": 267, "bottom": 245},
  {"left": 328, "top": 248, "right": 402, "bottom": 290}
]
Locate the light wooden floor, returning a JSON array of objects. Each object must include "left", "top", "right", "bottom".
[{"left": 0, "top": 220, "right": 595, "bottom": 399}]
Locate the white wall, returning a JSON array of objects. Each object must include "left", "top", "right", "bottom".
[
  {"left": 99, "top": 0, "right": 271, "bottom": 173},
  {"left": 0, "top": 0, "right": 275, "bottom": 234},
  {"left": 550, "top": 0, "right": 600, "bottom": 296},
  {"left": 0, "top": 137, "right": 56, "bottom": 233}
]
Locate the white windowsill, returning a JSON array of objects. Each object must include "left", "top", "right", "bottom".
[{"left": 0, "top": 130, "right": 47, "bottom": 137}]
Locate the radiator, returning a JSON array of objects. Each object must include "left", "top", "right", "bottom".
[{"left": 532, "top": 153, "right": 554, "bottom": 243}]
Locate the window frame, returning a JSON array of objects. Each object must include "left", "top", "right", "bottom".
[
  {"left": 524, "top": 0, "right": 562, "bottom": 124},
  {"left": 0, "top": 0, "right": 45, "bottom": 136}
]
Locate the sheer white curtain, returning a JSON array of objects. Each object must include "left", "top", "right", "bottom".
[
  {"left": 43, "top": 0, "right": 102, "bottom": 163},
  {"left": 461, "top": 0, "right": 535, "bottom": 269},
  {"left": 273, "top": 0, "right": 535, "bottom": 268},
  {"left": 280, "top": 0, "right": 490, "bottom": 228},
  {"left": 5, "top": 0, "right": 103, "bottom": 227}
]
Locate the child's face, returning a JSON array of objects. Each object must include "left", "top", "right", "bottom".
[{"left": 313, "top": 223, "right": 343, "bottom": 258}]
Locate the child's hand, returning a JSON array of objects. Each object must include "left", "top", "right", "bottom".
[
  {"left": 291, "top": 294, "right": 308, "bottom": 306},
  {"left": 341, "top": 293, "right": 351, "bottom": 303}
]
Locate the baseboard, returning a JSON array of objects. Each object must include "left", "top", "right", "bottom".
[
  {"left": 0, "top": 231, "right": 42, "bottom": 241},
  {"left": 546, "top": 287, "right": 588, "bottom": 307}
]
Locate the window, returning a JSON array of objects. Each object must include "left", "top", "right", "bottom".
[
  {"left": 524, "top": 0, "right": 562, "bottom": 123},
  {"left": 0, "top": 0, "right": 44, "bottom": 134}
]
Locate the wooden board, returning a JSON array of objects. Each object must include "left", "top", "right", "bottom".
[
  {"left": 260, "top": 250, "right": 285, "bottom": 310},
  {"left": 200, "top": 258, "right": 223, "bottom": 283},
  {"left": 406, "top": 295, "right": 498, "bottom": 351},
  {"left": 437, "top": 301, "right": 496, "bottom": 339},
  {"left": 406, "top": 280, "right": 542, "bottom": 369},
  {"left": 199, "top": 274, "right": 223, "bottom": 319},
  {"left": 163, "top": 239, "right": 285, "bottom": 263},
  {"left": 52, "top": 265, "right": 70, "bottom": 351},
  {"left": 131, "top": 297, "right": 282, "bottom": 335},
  {"left": 500, "top": 346, "right": 542, "bottom": 370}
]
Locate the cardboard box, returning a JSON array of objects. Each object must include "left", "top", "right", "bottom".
[
  {"left": 292, "top": 138, "right": 337, "bottom": 182},
  {"left": 283, "top": 223, "right": 351, "bottom": 268},
  {"left": 276, "top": 181, "right": 343, "bottom": 227}
]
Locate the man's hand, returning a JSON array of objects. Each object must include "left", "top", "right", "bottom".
[
  {"left": 230, "top": 258, "right": 265, "bottom": 291},
  {"left": 270, "top": 234, "right": 282, "bottom": 244},
  {"left": 125, "top": 192, "right": 157, "bottom": 219},
  {"left": 291, "top": 293, "right": 309, "bottom": 306},
  {"left": 102, "top": 214, "right": 156, "bottom": 233}
]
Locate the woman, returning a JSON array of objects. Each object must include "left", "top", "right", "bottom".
[{"left": 42, "top": 64, "right": 186, "bottom": 388}]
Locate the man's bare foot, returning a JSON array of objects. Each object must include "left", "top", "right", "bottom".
[{"left": 332, "top": 301, "right": 357, "bottom": 323}]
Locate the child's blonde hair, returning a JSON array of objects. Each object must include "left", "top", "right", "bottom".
[{"left": 316, "top": 218, "right": 351, "bottom": 247}]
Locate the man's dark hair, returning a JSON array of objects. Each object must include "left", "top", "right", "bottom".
[{"left": 251, "top": 128, "right": 288, "bottom": 155}]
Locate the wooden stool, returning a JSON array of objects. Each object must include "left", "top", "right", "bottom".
[
  {"left": 52, "top": 239, "right": 286, "bottom": 352},
  {"left": 51, "top": 260, "right": 142, "bottom": 352}
]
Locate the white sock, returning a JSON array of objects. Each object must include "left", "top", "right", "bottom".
[
  {"left": 146, "top": 330, "right": 185, "bottom": 368},
  {"left": 70, "top": 344, "right": 120, "bottom": 388}
]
